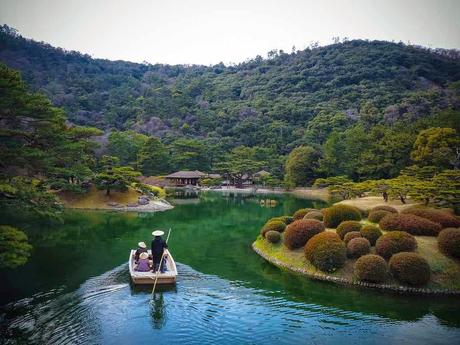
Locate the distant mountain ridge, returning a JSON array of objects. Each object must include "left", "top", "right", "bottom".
[{"left": 1, "top": 24, "right": 459, "bottom": 153}]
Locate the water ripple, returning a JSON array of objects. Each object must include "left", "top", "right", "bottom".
[{"left": 1, "top": 263, "right": 459, "bottom": 345}]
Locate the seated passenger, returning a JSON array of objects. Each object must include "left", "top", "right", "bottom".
[
  {"left": 134, "top": 241, "right": 147, "bottom": 263},
  {"left": 135, "top": 252, "right": 151, "bottom": 272}
]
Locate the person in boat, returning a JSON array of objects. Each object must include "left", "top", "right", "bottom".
[
  {"left": 135, "top": 252, "right": 151, "bottom": 272},
  {"left": 134, "top": 241, "right": 148, "bottom": 263},
  {"left": 151, "top": 230, "right": 168, "bottom": 273}
]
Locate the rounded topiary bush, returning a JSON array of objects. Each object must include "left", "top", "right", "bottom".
[
  {"left": 402, "top": 207, "right": 460, "bottom": 229},
  {"left": 323, "top": 205, "right": 361, "bottom": 228},
  {"left": 371, "top": 205, "right": 398, "bottom": 214},
  {"left": 375, "top": 231, "right": 417, "bottom": 259},
  {"left": 304, "top": 231, "right": 346, "bottom": 272},
  {"left": 368, "top": 210, "right": 392, "bottom": 223},
  {"left": 379, "top": 213, "right": 442, "bottom": 236},
  {"left": 260, "top": 220, "right": 286, "bottom": 237},
  {"left": 283, "top": 219, "right": 325, "bottom": 250},
  {"left": 336, "top": 221, "right": 362, "bottom": 239},
  {"left": 438, "top": 228, "right": 460, "bottom": 258},
  {"left": 271, "top": 215, "right": 294, "bottom": 225},
  {"left": 265, "top": 230, "right": 281, "bottom": 244},
  {"left": 347, "top": 237, "right": 371, "bottom": 258},
  {"left": 303, "top": 210, "right": 324, "bottom": 221},
  {"left": 389, "top": 252, "right": 430, "bottom": 286},
  {"left": 293, "top": 208, "right": 316, "bottom": 220},
  {"left": 360, "top": 225, "right": 383, "bottom": 246},
  {"left": 344, "top": 231, "right": 362, "bottom": 244},
  {"left": 354, "top": 254, "right": 388, "bottom": 283}
]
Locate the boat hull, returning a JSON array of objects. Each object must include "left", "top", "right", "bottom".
[{"left": 129, "top": 249, "right": 178, "bottom": 285}]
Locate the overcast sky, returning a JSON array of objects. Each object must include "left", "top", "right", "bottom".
[{"left": 1, "top": 0, "right": 459, "bottom": 65}]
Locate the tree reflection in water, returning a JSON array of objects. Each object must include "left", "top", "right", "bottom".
[{"left": 150, "top": 293, "right": 166, "bottom": 329}]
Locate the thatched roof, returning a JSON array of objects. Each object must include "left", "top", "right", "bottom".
[{"left": 165, "top": 170, "right": 206, "bottom": 179}]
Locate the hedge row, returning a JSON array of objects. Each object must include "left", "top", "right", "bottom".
[{"left": 379, "top": 213, "right": 442, "bottom": 236}]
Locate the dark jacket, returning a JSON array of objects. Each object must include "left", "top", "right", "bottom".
[{"left": 151, "top": 237, "right": 168, "bottom": 263}]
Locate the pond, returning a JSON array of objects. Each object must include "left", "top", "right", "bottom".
[{"left": 1, "top": 191, "right": 459, "bottom": 344}]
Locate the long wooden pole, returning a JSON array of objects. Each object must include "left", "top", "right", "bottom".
[{"left": 152, "top": 228, "right": 171, "bottom": 295}]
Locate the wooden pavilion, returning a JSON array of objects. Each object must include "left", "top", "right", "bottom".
[{"left": 164, "top": 170, "right": 206, "bottom": 186}]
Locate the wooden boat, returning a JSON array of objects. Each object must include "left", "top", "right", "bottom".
[{"left": 129, "top": 249, "right": 178, "bottom": 285}]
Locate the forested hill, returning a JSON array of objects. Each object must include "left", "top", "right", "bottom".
[{"left": 1, "top": 24, "right": 459, "bottom": 156}]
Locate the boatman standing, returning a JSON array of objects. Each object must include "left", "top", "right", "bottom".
[{"left": 151, "top": 230, "right": 168, "bottom": 273}]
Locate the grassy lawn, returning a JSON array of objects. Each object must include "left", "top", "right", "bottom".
[{"left": 58, "top": 185, "right": 142, "bottom": 209}]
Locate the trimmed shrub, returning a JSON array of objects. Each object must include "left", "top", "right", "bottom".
[
  {"left": 354, "top": 254, "right": 388, "bottom": 283},
  {"left": 375, "top": 231, "right": 417, "bottom": 259},
  {"left": 368, "top": 210, "right": 392, "bottom": 223},
  {"left": 283, "top": 219, "right": 325, "bottom": 250},
  {"left": 304, "top": 232, "right": 346, "bottom": 272},
  {"left": 260, "top": 220, "right": 286, "bottom": 237},
  {"left": 402, "top": 207, "right": 460, "bottom": 229},
  {"left": 438, "top": 228, "right": 460, "bottom": 258},
  {"left": 293, "top": 208, "right": 316, "bottom": 220},
  {"left": 303, "top": 210, "right": 323, "bottom": 221},
  {"left": 323, "top": 205, "right": 361, "bottom": 228},
  {"left": 265, "top": 230, "right": 281, "bottom": 244},
  {"left": 379, "top": 213, "right": 442, "bottom": 236},
  {"left": 360, "top": 225, "right": 383, "bottom": 246},
  {"left": 336, "top": 221, "right": 362, "bottom": 239},
  {"left": 344, "top": 231, "right": 362, "bottom": 244},
  {"left": 389, "top": 252, "right": 430, "bottom": 286},
  {"left": 347, "top": 238, "right": 371, "bottom": 258},
  {"left": 271, "top": 216, "right": 294, "bottom": 225},
  {"left": 371, "top": 205, "right": 398, "bottom": 214}
]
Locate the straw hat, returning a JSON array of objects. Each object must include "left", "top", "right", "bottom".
[
  {"left": 152, "top": 230, "right": 164, "bottom": 237},
  {"left": 138, "top": 241, "right": 146, "bottom": 248},
  {"left": 139, "top": 252, "right": 149, "bottom": 260}
]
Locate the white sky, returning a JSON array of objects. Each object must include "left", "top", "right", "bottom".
[{"left": 0, "top": 0, "right": 459, "bottom": 65}]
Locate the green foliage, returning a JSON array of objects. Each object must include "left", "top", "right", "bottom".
[
  {"left": 303, "top": 210, "right": 324, "bottom": 221},
  {"left": 94, "top": 156, "right": 141, "bottom": 195},
  {"left": 346, "top": 237, "right": 371, "bottom": 258},
  {"left": 336, "top": 221, "right": 362, "bottom": 239},
  {"left": 354, "top": 254, "right": 388, "bottom": 283},
  {"left": 132, "top": 182, "right": 166, "bottom": 199},
  {"left": 375, "top": 231, "right": 417, "bottom": 259},
  {"left": 379, "top": 213, "right": 442, "bottom": 236},
  {"left": 437, "top": 228, "right": 460, "bottom": 258},
  {"left": 270, "top": 216, "right": 294, "bottom": 225},
  {"left": 214, "top": 146, "right": 268, "bottom": 187},
  {"left": 368, "top": 210, "right": 392, "bottom": 223},
  {"left": 265, "top": 230, "right": 281, "bottom": 244},
  {"left": 389, "top": 252, "right": 431, "bottom": 286},
  {"left": 284, "top": 146, "right": 321, "bottom": 187},
  {"left": 343, "top": 231, "right": 362, "bottom": 244},
  {"left": 411, "top": 127, "right": 460, "bottom": 169},
  {"left": 292, "top": 208, "right": 316, "bottom": 220},
  {"left": 283, "top": 219, "right": 325, "bottom": 249},
  {"left": 260, "top": 220, "right": 286, "bottom": 237},
  {"left": 360, "top": 225, "right": 383, "bottom": 246},
  {"left": 323, "top": 205, "right": 362, "bottom": 228},
  {"left": 304, "top": 232, "right": 346, "bottom": 272},
  {"left": 136, "top": 136, "right": 171, "bottom": 175},
  {"left": 401, "top": 207, "right": 460, "bottom": 228},
  {"left": 371, "top": 205, "right": 398, "bottom": 213},
  {"left": 0, "top": 225, "right": 32, "bottom": 268},
  {"left": 313, "top": 176, "right": 351, "bottom": 188},
  {"left": 108, "top": 130, "right": 148, "bottom": 166}
]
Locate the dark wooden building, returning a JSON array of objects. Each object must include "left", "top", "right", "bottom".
[{"left": 165, "top": 170, "right": 206, "bottom": 186}]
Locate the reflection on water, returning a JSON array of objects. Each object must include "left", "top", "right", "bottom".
[
  {"left": 1, "top": 263, "right": 460, "bottom": 345},
  {"left": 1, "top": 191, "right": 460, "bottom": 344}
]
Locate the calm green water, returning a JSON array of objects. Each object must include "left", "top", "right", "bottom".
[{"left": 1, "top": 191, "right": 460, "bottom": 345}]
